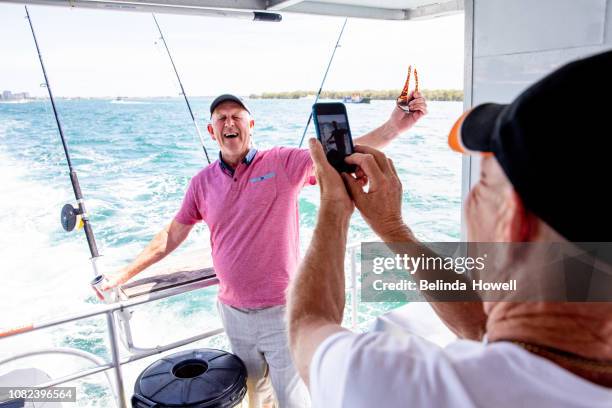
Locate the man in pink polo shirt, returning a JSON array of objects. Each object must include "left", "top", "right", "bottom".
[{"left": 104, "top": 93, "right": 427, "bottom": 407}]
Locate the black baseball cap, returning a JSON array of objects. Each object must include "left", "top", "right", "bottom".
[
  {"left": 449, "top": 50, "right": 612, "bottom": 241},
  {"left": 209, "top": 94, "right": 251, "bottom": 116}
]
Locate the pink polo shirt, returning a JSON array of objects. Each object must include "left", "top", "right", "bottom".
[{"left": 175, "top": 147, "right": 314, "bottom": 308}]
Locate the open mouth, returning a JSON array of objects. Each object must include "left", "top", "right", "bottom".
[{"left": 224, "top": 133, "right": 239, "bottom": 139}]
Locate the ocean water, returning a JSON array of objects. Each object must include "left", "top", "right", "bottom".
[{"left": 0, "top": 98, "right": 462, "bottom": 405}]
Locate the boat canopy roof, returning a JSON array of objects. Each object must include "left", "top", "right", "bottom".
[
  {"left": 248, "top": 0, "right": 463, "bottom": 20},
  {"left": 2, "top": 0, "right": 464, "bottom": 20}
]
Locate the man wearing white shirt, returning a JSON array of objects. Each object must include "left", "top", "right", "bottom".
[{"left": 287, "top": 50, "right": 612, "bottom": 407}]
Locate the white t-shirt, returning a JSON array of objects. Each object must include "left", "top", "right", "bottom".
[{"left": 310, "top": 331, "right": 612, "bottom": 407}]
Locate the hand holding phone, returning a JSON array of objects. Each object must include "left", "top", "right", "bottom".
[{"left": 312, "top": 102, "right": 356, "bottom": 173}]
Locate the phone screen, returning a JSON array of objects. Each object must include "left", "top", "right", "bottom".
[{"left": 314, "top": 106, "right": 355, "bottom": 172}]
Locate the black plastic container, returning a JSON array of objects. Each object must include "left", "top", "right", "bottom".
[{"left": 132, "top": 349, "right": 247, "bottom": 407}]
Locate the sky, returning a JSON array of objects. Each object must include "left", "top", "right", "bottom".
[{"left": 0, "top": 4, "right": 465, "bottom": 97}]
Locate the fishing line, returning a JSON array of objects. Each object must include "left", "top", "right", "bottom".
[
  {"left": 152, "top": 14, "right": 211, "bottom": 164},
  {"left": 298, "top": 18, "right": 348, "bottom": 148}
]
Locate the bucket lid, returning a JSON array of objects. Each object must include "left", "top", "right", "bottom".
[{"left": 133, "top": 348, "right": 246, "bottom": 407}]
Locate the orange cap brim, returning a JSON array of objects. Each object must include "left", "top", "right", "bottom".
[{"left": 448, "top": 109, "right": 493, "bottom": 157}]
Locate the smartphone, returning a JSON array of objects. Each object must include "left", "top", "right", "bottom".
[{"left": 312, "top": 102, "right": 356, "bottom": 173}]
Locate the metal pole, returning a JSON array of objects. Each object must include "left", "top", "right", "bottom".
[
  {"left": 350, "top": 247, "right": 358, "bottom": 330},
  {"left": 298, "top": 18, "right": 348, "bottom": 148},
  {"left": 106, "top": 312, "right": 127, "bottom": 407},
  {"left": 25, "top": 6, "right": 101, "bottom": 270},
  {"left": 0, "top": 326, "right": 224, "bottom": 404},
  {"left": 152, "top": 13, "right": 211, "bottom": 164},
  {"left": 0, "top": 276, "right": 219, "bottom": 340}
]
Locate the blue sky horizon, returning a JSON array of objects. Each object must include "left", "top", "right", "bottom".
[{"left": 0, "top": 4, "right": 465, "bottom": 98}]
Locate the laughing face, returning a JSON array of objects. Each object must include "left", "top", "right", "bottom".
[{"left": 207, "top": 101, "right": 254, "bottom": 165}]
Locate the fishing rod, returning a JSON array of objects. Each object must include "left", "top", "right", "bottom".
[
  {"left": 153, "top": 13, "right": 211, "bottom": 164},
  {"left": 24, "top": 6, "right": 102, "bottom": 278},
  {"left": 298, "top": 17, "right": 348, "bottom": 148}
]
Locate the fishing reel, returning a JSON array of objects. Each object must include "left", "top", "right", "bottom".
[{"left": 61, "top": 203, "right": 84, "bottom": 232}]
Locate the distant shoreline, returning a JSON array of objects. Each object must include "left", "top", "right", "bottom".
[
  {"left": 4, "top": 89, "right": 463, "bottom": 102},
  {"left": 249, "top": 89, "right": 463, "bottom": 102}
]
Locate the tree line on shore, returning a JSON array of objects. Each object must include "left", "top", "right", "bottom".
[{"left": 249, "top": 89, "right": 463, "bottom": 101}]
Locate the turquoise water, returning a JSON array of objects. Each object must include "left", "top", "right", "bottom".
[{"left": 0, "top": 98, "right": 462, "bottom": 405}]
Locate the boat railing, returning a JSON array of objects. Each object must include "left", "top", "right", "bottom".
[
  {"left": 0, "top": 272, "right": 221, "bottom": 407},
  {"left": 0, "top": 241, "right": 368, "bottom": 407}
]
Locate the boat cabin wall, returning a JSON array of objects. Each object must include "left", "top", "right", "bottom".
[{"left": 460, "top": 0, "right": 612, "bottom": 239}]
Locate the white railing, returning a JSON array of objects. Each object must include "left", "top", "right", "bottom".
[
  {"left": 0, "top": 275, "right": 221, "bottom": 407},
  {"left": 0, "top": 243, "right": 366, "bottom": 407},
  {"left": 347, "top": 241, "right": 362, "bottom": 330}
]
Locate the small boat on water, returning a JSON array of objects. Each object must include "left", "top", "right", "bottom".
[{"left": 343, "top": 94, "right": 371, "bottom": 104}]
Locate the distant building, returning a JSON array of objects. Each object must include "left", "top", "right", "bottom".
[{"left": 1, "top": 90, "right": 30, "bottom": 101}]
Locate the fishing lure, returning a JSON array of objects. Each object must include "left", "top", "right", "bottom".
[{"left": 397, "top": 65, "right": 419, "bottom": 112}]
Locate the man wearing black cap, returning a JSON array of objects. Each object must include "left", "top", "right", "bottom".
[
  {"left": 289, "top": 51, "right": 612, "bottom": 407},
  {"left": 104, "top": 90, "right": 428, "bottom": 407}
]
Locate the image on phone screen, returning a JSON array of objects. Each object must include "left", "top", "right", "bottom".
[{"left": 316, "top": 113, "right": 352, "bottom": 170}]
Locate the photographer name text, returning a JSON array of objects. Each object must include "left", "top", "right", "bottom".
[{"left": 372, "top": 279, "right": 517, "bottom": 292}]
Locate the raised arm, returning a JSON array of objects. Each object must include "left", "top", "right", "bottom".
[
  {"left": 344, "top": 145, "right": 487, "bottom": 340},
  {"left": 353, "top": 92, "right": 427, "bottom": 150},
  {"left": 102, "top": 219, "right": 194, "bottom": 289},
  {"left": 287, "top": 139, "right": 353, "bottom": 386}
]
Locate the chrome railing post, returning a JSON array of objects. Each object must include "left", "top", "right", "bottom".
[
  {"left": 350, "top": 246, "right": 358, "bottom": 330},
  {"left": 106, "top": 311, "right": 127, "bottom": 407}
]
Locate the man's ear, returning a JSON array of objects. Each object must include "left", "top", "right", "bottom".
[
  {"left": 500, "top": 191, "right": 536, "bottom": 242},
  {"left": 207, "top": 123, "right": 216, "bottom": 140},
  {"left": 249, "top": 119, "right": 255, "bottom": 129}
]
